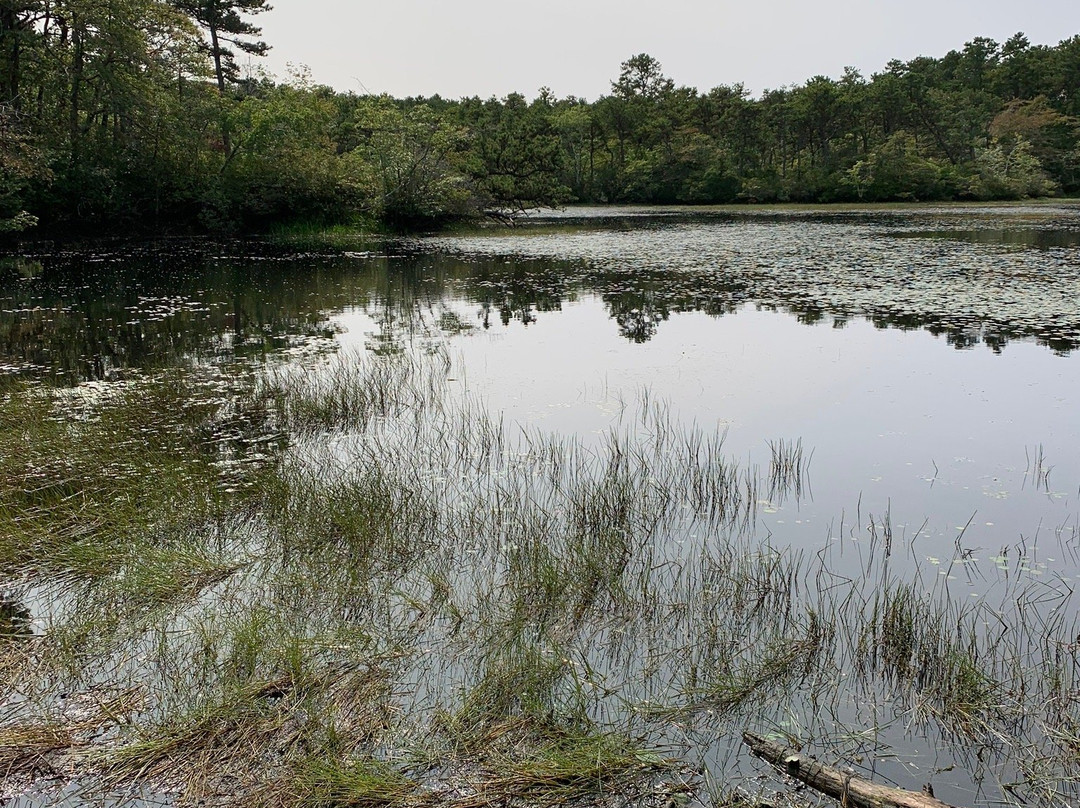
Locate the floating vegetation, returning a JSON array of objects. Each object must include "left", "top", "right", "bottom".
[{"left": 421, "top": 203, "right": 1080, "bottom": 352}]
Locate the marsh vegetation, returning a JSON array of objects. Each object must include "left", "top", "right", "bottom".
[{"left": 2, "top": 206, "right": 1079, "bottom": 807}]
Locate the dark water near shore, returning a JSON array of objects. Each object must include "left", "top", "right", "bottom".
[{"left": 3, "top": 203, "right": 1080, "bottom": 806}]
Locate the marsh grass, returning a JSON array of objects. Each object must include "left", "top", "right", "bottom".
[
  {"left": 0, "top": 687, "right": 142, "bottom": 782},
  {"left": 433, "top": 648, "right": 682, "bottom": 808},
  {"left": 103, "top": 677, "right": 311, "bottom": 796},
  {"left": 281, "top": 756, "right": 419, "bottom": 808},
  {"left": 0, "top": 723, "right": 74, "bottom": 776},
  {"left": 265, "top": 220, "right": 384, "bottom": 252},
  {"left": 693, "top": 610, "right": 828, "bottom": 714},
  {"left": 854, "top": 582, "right": 1010, "bottom": 735},
  {"left": 1024, "top": 444, "right": 1054, "bottom": 492},
  {"left": 1, "top": 350, "right": 1079, "bottom": 806},
  {"left": 462, "top": 729, "right": 678, "bottom": 808},
  {"left": 264, "top": 726, "right": 675, "bottom": 808},
  {"left": 0, "top": 372, "right": 269, "bottom": 584},
  {"left": 767, "top": 439, "right": 811, "bottom": 505}
]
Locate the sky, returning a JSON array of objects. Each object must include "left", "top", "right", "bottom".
[{"left": 257, "top": 0, "right": 1080, "bottom": 100}]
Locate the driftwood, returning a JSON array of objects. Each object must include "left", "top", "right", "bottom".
[{"left": 742, "top": 732, "right": 963, "bottom": 808}]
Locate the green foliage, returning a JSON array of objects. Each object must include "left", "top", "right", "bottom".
[
  {"left": 612, "top": 53, "right": 675, "bottom": 101},
  {"left": 216, "top": 72, "right": 352, "bottom": 227},
  {"left": 0, "top": 107, "right": 48, "bottom": 231},
  {"left": 455, "top": 93, "right": 570, "bottom": 212},
  {"left": 346, "top": 96, "right": 474, "bottom": 226},
  {"left": 170, "top": 0, "right": 271, "bottom": 91},
  {"left": 3, "top": 14, "right": 1079, "bottom": 238},
  {"left": 974, "top": 137, "right": 1058, "bottom": 198},
  {"left": 841, "top": 131, "right": 956, "bottom": 201}
]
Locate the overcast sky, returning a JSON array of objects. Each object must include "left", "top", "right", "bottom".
[{"left": 257, "top": 1, "right": 1080, "bottom": 100}]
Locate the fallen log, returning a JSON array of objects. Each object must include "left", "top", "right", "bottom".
[{"left": 742, "top": 732, "right": 963, "bottom": 808}]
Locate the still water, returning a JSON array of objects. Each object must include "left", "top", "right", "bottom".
[{"left": 2, "top": 203, "right": 1080, "bottom": 806}]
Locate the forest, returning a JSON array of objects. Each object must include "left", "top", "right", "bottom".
[{"left": 1, "top": 0, "right": 1080, "bottom": 235}]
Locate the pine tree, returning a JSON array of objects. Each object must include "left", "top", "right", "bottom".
[{"left": 171, "top": 0, "right": 270, "bottom": 92}]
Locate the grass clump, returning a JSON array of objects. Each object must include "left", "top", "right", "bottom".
[
  {"left": 103, "top": 681, "right": 297, "bottom": 796},
  {"left": 476, "top": 730, "right": 676, "bottom": 808},
  {"left": 444, "top": 645, "right": 584, "bottom": 747},
  {"left": 271, "top": 730, "right": 675, "bottom": 808},
  {"left": 0, "top": 724, "right": 75, "bottom": 777},
  {"left": 695, "top": 610, "right": 829, "bottom": 714},
  {"left": 265, "top": 219, "right": 384, "bottom": 251},
  {"left": 0, "top": 688, "right": 143, "bottom": 781},
  {"left": 856, "top": 583, "right": 1006, "bottom": 732},
  {"left": 102, "top": 661, "right": 394, "bottom": 804},
  {"left": 429, "top": 643, "right": 682, "bottom": 808},
  {"left": 282, "top": 757, "right": 419, "bottom": 808}
]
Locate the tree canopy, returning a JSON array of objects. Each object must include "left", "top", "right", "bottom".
[{"left": 1, "top": 6, "right": 1078, "bottom": 236}]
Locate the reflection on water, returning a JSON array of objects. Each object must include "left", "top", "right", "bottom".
[
  {"left": 422, "top": 204, "right": 1080, "bottom": 354},
  {"left": 2, "top": 205, "right": 1080, "bottom": 807},
  {"left": 2, "top": 208, "right": 1079, "bottom": 587},
  {"left": 0, "top": 246, "right": 352, "bottom": 382},
  {"left": 3, "top": 203, "right": 1080, "bottom": 386}
]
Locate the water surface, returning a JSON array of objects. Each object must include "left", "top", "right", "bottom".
[{"left": 3, "top": 203, "right": 1080, "bottom": 807}]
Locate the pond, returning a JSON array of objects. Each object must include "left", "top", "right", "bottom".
[{"left": 1, "top": 203, "right": 1079, "bottom": 808}]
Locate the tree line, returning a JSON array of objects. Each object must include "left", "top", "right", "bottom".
[{"left": 2, "top": 2, "right": 1079, "bottom": 235}]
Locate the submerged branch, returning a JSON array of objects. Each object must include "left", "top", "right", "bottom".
[{"left": 742, "top": 732, "right": 963, "bottom": 808}]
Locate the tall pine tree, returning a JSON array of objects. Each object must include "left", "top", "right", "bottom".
[{"left": 171, "top": 0, "right": 270, "bottom": 92}]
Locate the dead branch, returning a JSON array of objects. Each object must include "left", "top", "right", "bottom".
[{"left": 742, "top": 731, "right": 963, "bottom": 808}]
